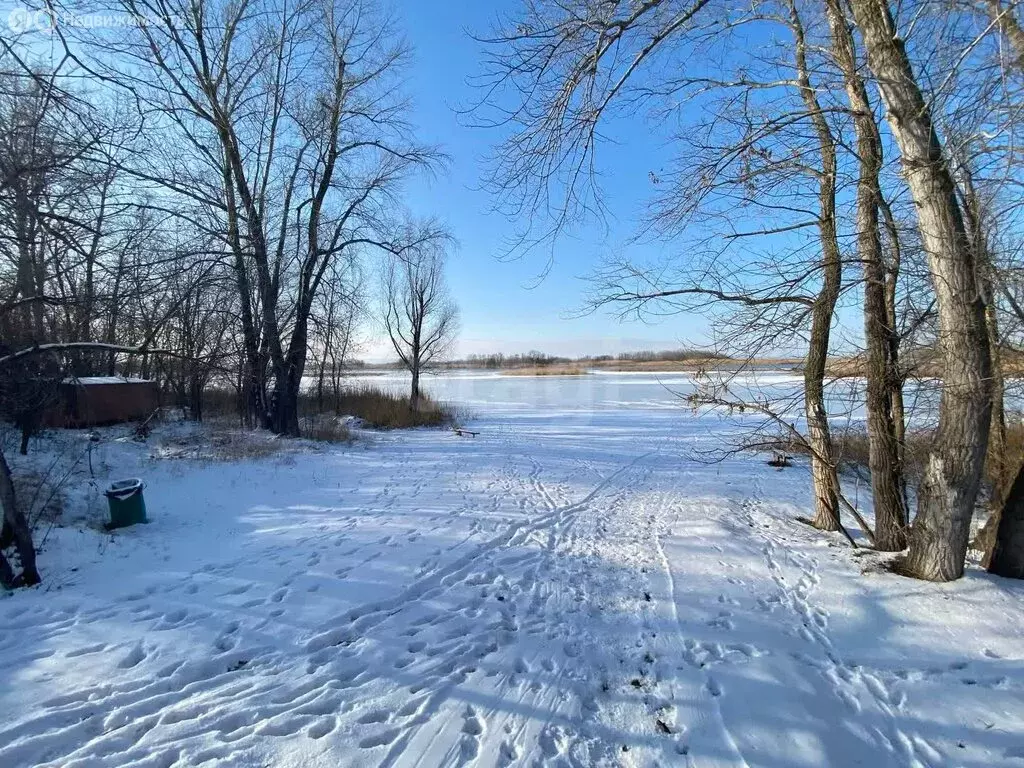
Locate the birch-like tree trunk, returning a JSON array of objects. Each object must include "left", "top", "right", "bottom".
[
  {"left": 823, "top": 0, "right": 907, "bottom": 550},
  {"left": 790, "top": 0, "right": 841, "bottom": 532},
  {"left": 850, "top": 0, "right": 993, "bottom": 580}
]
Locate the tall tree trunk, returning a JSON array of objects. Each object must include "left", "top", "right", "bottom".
[
  {"left": 974, "top": 299, "right": 1007, "bottom": 561},
  {"left": 969, "top": 0, "right": 1024, "bottom": 568},
  {"left": 0, "top": 547, "right": 15, "bottom": 589},
  {"left": 222, "top": 131, "right": 286, "bottom": 432},
  {"left": 879, "top": 198, "right": 911, "bottom": 515},
  {"left": 274, "top": 373, "right": 301, "bottom": 437},
  {"left": 986, "top": 0, "right": 1024, "bottom": 71},
  {"left": 985, "top": 303, "right": 1007, "bottom": 487},
  {"left": 956, "top": 156, "right": 1008, "bottom": 500},
  {"left": 823, "top": 0, "right": 907, "bottom": 550},
  {"left": 988, "top": 461, "right": 1024, "bottom": 578},
  {"left": 956, "top": 157, "right": 1009, "bottom": 561},
  {"left": 13, "top": 187, "right": 45, "bottom": 342},
  {"left": 851, "top": 0, "right": 993, "bottom": 581},
  {"left": 879, "top": 196, "right": 908, "bottom": 488},
  {"left": 273, "top": 325, "right": 307, "bottom": 437},
  {"left": 269, "top": 53, "right": 347, "bottom": 437},
  {"left": 790, "top": 0, "right": 841, "bottom": 531},
  {"left": 221, "top": 151, "right": 265, "bottom": 429},
  {"left": 0, "top": 448, "right": 40, "bottom": 586}
]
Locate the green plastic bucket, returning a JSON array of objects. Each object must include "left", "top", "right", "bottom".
[{"left": 105, "top": 478, "right": 147, "bottom": 529}]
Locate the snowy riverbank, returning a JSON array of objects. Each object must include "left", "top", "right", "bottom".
[{"left": 0, "top": 375, "right": 1021, "bottom": 767}]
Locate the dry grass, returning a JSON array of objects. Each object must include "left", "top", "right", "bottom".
[
  {"left": 826, "top": 347, "right": 1024, "bottom": 379},
  {"left": 328, "top": 386, "right": 458, "bottom": 430},
  {"left": 198, "top": 386, "right": 457, "bottom": 433},
  {"left": 785, "top": 420, "right": 1024, "bottom": 495},
  {"left": 501, "top": 365, "right": 590, "bottom": 376},
  {"left": 155, "top": 422, "right": 294, "bottom": 461},
  {"left": 14, "top": 468, "right": 66, "bottom": 530},
  {"left": 300, "top": 415, "right": 352, "bottom": 443}
]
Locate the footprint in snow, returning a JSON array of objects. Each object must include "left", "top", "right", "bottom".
[
  {"left": 214, "top": 621, "right": 241, "bottom": 652},
  {"left": 65, "top": 642, "right": 107, "bottom": 658},
  {"left": 308, "top": 717, "right": 336, "bottom": 739},
  {"left": 358, "top": 728, "right": 402, "bottom": 749},
  {"left": 462, "top": 705, "right": 484, "bottom": 736},
  {"left": 357, "top": 708, "right": 390, "bottom": 725},
  {"left": 498, "top": 739, "right": 519, "bottom": 766},
  {"left": 118, "top": 642, "right": 147, "bottom": 669},
  {"left": 397, "top": 697, "right": 426, "bottom": 718}
]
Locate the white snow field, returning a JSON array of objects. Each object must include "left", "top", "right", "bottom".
[{"left": 1, "top": 372, "right": 1022, "bottom": 768}]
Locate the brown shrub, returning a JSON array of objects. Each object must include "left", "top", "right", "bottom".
[
  {"left": 323, "top": 386, "right": 458, "bottom": 430},
  {"left": 196, "top": 383, "right": 460, "bottom": 433}
]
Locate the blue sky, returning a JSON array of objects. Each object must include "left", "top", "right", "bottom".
[
  {"left": 382, "top": 0, "right": 713, "bottom": 361},
  {"left": 0, "top": 0, "right": 733, "bottom": 361}
]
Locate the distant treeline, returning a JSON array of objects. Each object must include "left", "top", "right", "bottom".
[
  {"left": 451, "top": 349, "right": 726, "bottom": 369},
  {"left": 611, "top": 349, "right": 728, "bottom": 363},
  {"left": 460, "top": 351, "right": 569, "bottom": 369}
]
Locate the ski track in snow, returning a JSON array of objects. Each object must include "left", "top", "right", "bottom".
[{"left": 1, "top": 397, "right": 1024, "bottom": 768}]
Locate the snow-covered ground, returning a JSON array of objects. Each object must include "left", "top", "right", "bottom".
[{"left": 1, "top": 372, "right": 1022, "bottom": 767}]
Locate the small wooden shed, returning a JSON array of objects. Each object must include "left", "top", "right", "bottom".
[{"left": 41, "top": 377, "right": 159, "bottom": 428}]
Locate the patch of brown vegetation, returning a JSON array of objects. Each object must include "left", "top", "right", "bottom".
[
  {"left": 300, "top": 415, "right": 353, "bottom": 443},
  {"left": 781, "top": 420, "right": 1023, "bottom": 493},
  {"left": 589, "top": 357, "right": 801, "bottom": 372},
  {"left": 156, "top": 421, "right": 295, "bottom": 461},
  {"left": 826, "top": 346, "right": 1024, "bottom": 378},
  {"left": 200, "top": 386, "right": 459, "bottom": 433},
  {"left": 330, "top": 386, "right": 458, "bottom": 429},
  {"left": 501, "top": 365, "right": 590, "bottom": 376}
]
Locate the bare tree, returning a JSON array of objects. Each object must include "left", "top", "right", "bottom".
[
  {"left": 956, "top": 0, "right": 1024, "bottom": 576},
  {"left": 312, "top": 255, "right": 363, "bottom": 413},
  {"left": 849, "top": 0, "right": 993, "bottom": 580},
  {"left": 70, "top": 0, "right": 440, "bottom": 434},
  {"left": 381, "top": 237, "right": 458, "bottom": 410},
  {"left": 787, "top": 0, "right": 843, "bottom": 533},
  {"left": 822, "top": 0, "right": 908, "bottom": 550}
]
